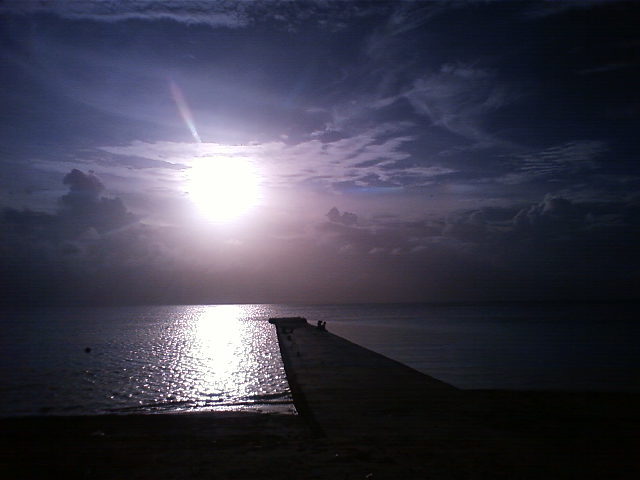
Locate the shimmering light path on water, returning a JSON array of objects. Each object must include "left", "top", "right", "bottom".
[{"left": 0, "top": 305, "right": 291, "bottom": 416}]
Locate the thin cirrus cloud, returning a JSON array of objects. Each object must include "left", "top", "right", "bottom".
[
  {"left": 0, "top": 0, "right": 385, "bottom": 30},
  {"left": 1, "top": 0, "right": 250, "bottom": 27},
  {"left": 403, "top": 64, "right": 518, "bottom": 146},
  {"left": 498, "top": 141, "right": 608, "bottom": 185}
]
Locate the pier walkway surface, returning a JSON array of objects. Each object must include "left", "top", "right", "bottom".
[{"left": 269, "top": 317, "right": 640, "bottom": 479}]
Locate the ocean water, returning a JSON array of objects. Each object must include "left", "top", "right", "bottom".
[
  {"left": 317, "top": 303, "right": 640, "bottom": 392},
  {"left": 1, "top": 303, "right": 638, "bottom": 417},
  {"left": 0, "top": 305, "right": 291, "bottom": 417}
]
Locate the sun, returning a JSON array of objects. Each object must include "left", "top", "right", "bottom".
[{"left": 187, "top": 157, "right": 260, "bottom": 221}]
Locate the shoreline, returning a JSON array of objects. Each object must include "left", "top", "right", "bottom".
[{"left": 2, "top": 390, "right": 639, "bottom": 479}]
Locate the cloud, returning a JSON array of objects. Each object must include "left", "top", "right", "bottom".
[
  {"left": 2, "top": 169, "right": 136, "bottom": 243},
  {"left": 4, "top": 178, "right": 639, "bottom": 306},
  {"left": 58, "top": 170, "right": 137, "bottom": 235},
  {"left": 317, "top": 211, "right": 448, "bottom": 258},
  {"left": 314, "top": 193, "right": 639, "bottom": 300},
  {"left": 524, "top": 0, "right": 628, "bottom": 18},
  {"left": 499, "top": 141, "right": 607, "bottom": 185},
  {"left": 513, "top": 194, "right": 584, "bottom": 233},
  {"left": 364, "top": 1, "right": 451, "bottom": 61},
  {"left": 98, "top": 125, "right": 455, "bottom": 194},
  {"left": 578, "top": 62, "right": 638, "bottom": 75},
  {"left": 1, "top": 0, "right": 386, "bottom": 31},
  {"left": 61, "top": 168, "right": 104, "bottom": 205},
  {"left": 1, "top": 0, "right": 250, "bottom": 28},
  {"left": 404, "top": 63, "right": 516, "bottom": 143},
  {"left": 327, "top": 207, "right": 357, "bottom": 226},
  {"left": 0, "top": 169, "right": 142, "bottom": 305},
  {"left": 442, "top": 210, "right": 488, "bottom": 244},
  {"left": 330, "top": 56, "right": 519, "bottom": 157}
]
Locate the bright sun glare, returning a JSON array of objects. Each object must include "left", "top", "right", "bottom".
[{"left": 188, "top": 158, "right": 260, "bottom": 221}]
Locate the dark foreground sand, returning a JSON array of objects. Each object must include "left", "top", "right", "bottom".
[{"left": 1, "top": 391, "right": 639, "bottom": 480}]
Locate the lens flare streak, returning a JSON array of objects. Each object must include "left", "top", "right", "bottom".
[{"left": 170, "top": 79, "right": 201, "bottom": 143}]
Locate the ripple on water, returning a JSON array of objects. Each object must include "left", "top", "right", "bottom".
[{"left": 0, "top": 305, "right": 293, "bottom": 416}]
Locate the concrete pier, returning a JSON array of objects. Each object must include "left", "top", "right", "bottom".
[
  {"left": 269, "top": 317, "right": 466, "bottom": 441},
  {"left": 269, "top": 317, "right": 640, "bottom": 478}
]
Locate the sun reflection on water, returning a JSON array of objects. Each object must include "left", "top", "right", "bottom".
[
  {"left": 188, "top": 305, "right": 249, "bottom": 400},
  {"left": 156, "top": 304, "right": 288, "bottom": 412},
  {"left": 1, "top": 304, "right": 291, "bottom": 416}
]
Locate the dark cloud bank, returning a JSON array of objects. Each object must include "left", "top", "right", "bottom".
[{"left": 2, "top": 171, "right": 638, "bottom": 307}]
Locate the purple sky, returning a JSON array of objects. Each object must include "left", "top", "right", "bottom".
[{"left": 1, "top": 1, "right": 639, "bottom": 306}]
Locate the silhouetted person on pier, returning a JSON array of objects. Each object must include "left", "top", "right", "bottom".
[{"left": 316, "top": 321, "right": 327, "bottom": 331}]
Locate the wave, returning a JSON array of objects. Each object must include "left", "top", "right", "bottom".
[{"left": 105, "top": 393, "right": 293, "bottom": 415}]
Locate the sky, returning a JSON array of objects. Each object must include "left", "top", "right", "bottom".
[{"left": 1, "top": 0, "right": 639, "bottom": 306}]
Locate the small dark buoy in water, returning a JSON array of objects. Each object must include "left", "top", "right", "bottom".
[{"left": 84, "top": 347, "right": 92, "bottom": 353}]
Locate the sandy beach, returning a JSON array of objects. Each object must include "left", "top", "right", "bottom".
[
  {"left": 1, "top": 390, "right": 639, "bottom": 479},
  {"left": 1, "top": 412, "right": 329, "bottom": 480}
]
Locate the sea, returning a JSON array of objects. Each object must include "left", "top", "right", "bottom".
[{"left": 1, "top": 303, "right": 638, "bottom": 417}]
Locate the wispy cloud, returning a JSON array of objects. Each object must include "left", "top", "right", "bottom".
[
  {"left": 330, "top": 58, "right": 519, "bottom": 153},
  {"left": 2, "top": 0, "right": 250, "bottom": 27},
  {"left": 99, "top": 124, "right": 455, "bottom": 194},
  {"left": 499, "top": 141, "right": 607, "bottom": 184},
  {"left": 365, "top": 2, "right": 445, "bottom": 60},
  {"left": 2, "top": 0, "right": 386, "bottom": 30},
  {"left": 524, "top": 0, "right": 627, "bottom": 18},
  {"left": 404, "top": 63, "right": 517, "bottom": 144},
  {"left": 578, "top": 62, "right": 638, "bottom": 75}
]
